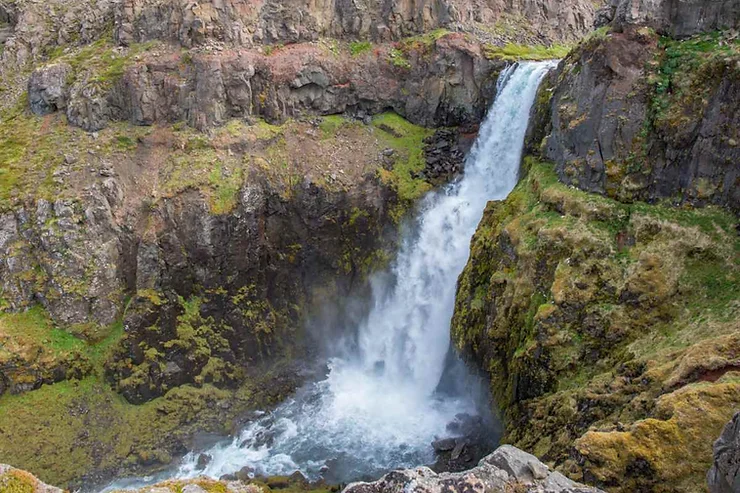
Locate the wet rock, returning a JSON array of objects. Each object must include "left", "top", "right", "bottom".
[
  {"left": 28, "top": 63, "right": 73, "bottom": 115},
  {"left": 708, "top": 411, "right": 740, "bottom": 493},
  {"left": 432, "top": 438, "right": 456, "bottom": 452},
  {"left": 196, "top": 454, "right": 212, "bottom": 470},
  {"left": 235, "top": 465, "right": 254, "bottom": 481},
  {"left": 421, "top": 128, "right": 466, "bottom": 184}
]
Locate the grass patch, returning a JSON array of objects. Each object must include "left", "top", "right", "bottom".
[
  {"left": 372, "top": 112, "right": 433, "bottom": 202},
  {"left": 56, "top": 39, "right": 159, "bottom": 90},
  {"left": 349, "top": 41, "right": 372, "bottom": 56},
  {"left": 0, "top": 305, "right": 85, "bottom": 355},
  {"left": 483, "top": 43, "right": 570, "bottom": 61},
  {"left": 388, "top": 48, "right": 411, "bottom": 69},
  {"left": 647, "top": 31, "right": 739, "bottom": 131}
]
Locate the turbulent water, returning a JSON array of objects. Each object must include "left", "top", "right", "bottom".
[{"left": 106, "top": 60, "right": 556, "bottom": 491}]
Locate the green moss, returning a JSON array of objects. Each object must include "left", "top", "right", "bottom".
[
  {"left": 57, "top": 39, "right": 160, "bottom": 89},
  {"left": 0, "top": 305, "right": 84, "bottom": 354},
  {"left": 318, "top": 114, "right": 350, "bottom": 138},
  {"left": 483, "top": 43, "right": 570, "bottom": 61},
  {"left": 349, "top": 41, "right": 372, "bottom": 56},
  {"left": 388, "top": 48, "right": 412, "bottom": 69},
  {"left": 372, "top": 112, "right": 433, "bottom": 203},
  {"left": 399, "top": 29, "right": 451, "bottom": 53},
  {"left": 452, "top": 156, "right": 740, "bottom": 490},
  {"left": 0, "top": 470, "right": 36, "bottom": 493},
  {"left": 647, "top": 31, "right": 739, "bottom": 138}
]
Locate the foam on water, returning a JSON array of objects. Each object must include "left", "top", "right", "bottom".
[{"left": 104, "top": 60, "right": 556, "bottom": 491}]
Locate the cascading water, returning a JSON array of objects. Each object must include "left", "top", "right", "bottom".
[{"left": 105, "top": 60, "right": 556, "bottom": 491}]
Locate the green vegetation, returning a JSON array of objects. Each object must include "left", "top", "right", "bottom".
[
  {"left": 53, "top": 39, "right": 159, "bottom": 89},
  {"left": 0, "top": 103, "right": 151, "bottom": 211},
  {"left": 452, "top": 156, "right": 739, "bottom": 491},
  {"left": 388, "top": 48, "right": 411, "bottom": 69},
  {"left": 483, "top": 43, "right": 570, "bottom": 61},
  {"left": 372, "top": 112, "right": 433, "bottom": 203},
  {"left": 648, "top": 31, "right": 739, "bottom": 131},
  {"left": 399, "top": 28, "right": 451, "bottom": 53},
  {"left": 0, "top": 297, "right": 298, "bottom": 488},
  {"left": 349, "top": 41, "right": 372, "bottom": 56}
]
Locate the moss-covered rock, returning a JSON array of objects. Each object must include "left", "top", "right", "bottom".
[{"left": 452, "top": 157, "right": 740, "bottom": 492}]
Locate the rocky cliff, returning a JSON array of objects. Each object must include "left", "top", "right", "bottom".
[
  {"left": 452, "top": 2, "right": 740, "bottom": 492},
  {"left": 539, "top": 26, "right": 739, "bottom": 212}
]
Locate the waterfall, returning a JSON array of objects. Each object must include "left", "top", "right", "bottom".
[{"left": 104, "top": 60, "right": 556, "bottom": 491}]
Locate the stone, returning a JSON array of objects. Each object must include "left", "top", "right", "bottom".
[
  {"left": 196, "top": 454, "right": 212, "bottom": 470},
  {"left": 235, "top": 465, "right": 254, "bottom": 481},
  {"left": 432, "top": 438, "right": 457, "bottom": 452},
  {"left": 708, "top": 412, "right": 740, "bottom": 493},
  {"left": 181, "top": 485, "right": 208, "bottom": 493},
  {"left": 528, "top": 459, "right": 549, "bottom": 480},
  {"left": 28, "top": 63, "right": 73, "bottom": 115},
  {"left": 343, "top": 445, "right": 604, "bottom": 493}
]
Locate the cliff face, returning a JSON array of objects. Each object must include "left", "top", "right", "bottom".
[
  {"left": 114, "top": 0, "right": 597, "bottom": 47},
  {"left": 452, "top": 1, "right": 740, "bottom": 491},
  {"left": 26, "top": 34, "right": 506, "bottom": 133},
  {"left": 540, "top": 27, "right": 739, "bottom": 212}
]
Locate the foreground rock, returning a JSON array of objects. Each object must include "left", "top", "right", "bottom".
[
  {"left": 0, "top": 464, "right": 62, "bottom": 493},
  {"left": 0, "top": 445, "right": 604, "bottom": 493},
  {"left": 708, "top": 412, "right": 740, "bottom": 493},
  {"left": 345, "top": 445, "right": 604, "bottom": 493}
]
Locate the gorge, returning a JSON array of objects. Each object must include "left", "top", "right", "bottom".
[{"left": 0, "top": 0, "right": 738, "bottom": 493}]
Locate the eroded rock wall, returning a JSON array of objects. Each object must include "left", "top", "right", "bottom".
[
  {"left": 26, "top": 34, "right": 504, "bottom": 132},
  {"left": 114, "top": 0, "right": 599, "bottom": 47},
  {"left": 530, "top": 11, "right": 740, "bottom": 211}
]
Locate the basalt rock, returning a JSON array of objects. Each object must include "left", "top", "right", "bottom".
[
  {"left": 708, "top": 412, "right": 740, "bottom": 493},
  {"left": 114, "top": 0, "right": 601, "bottom": 48},
  {"left": 532, "top": 27, "right": 740, "bottom": 212},
  {"left": 28, "top": 63, "right": 73, "bottom": 115},
  {"left": 609, "top": 0, "right": 740, "bottom": 38},
  {"left": 34, "top": 33, "right": 505, "bottom": 132},
  {"left": 345, "top": 445, "right": 604, "bottom": 493}
]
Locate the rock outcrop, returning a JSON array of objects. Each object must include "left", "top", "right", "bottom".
[
  {"left": 530, "top": 12, "right": 739, "bottom": 212},
  {"left": 114, "top": 0, "right": 599, "bottom": 48},
  {"left": 24, "top": 33, "right": 506, "bottom": 132},
  {"left": 708, "top": 412, "right": 740, "bottom": 493},
  {"left": 607, "top": 0, "right": 740, "bottom": 38},
  {"left": 345, "top": 445, "right": 604, "bottom": 493},
  {"left": 0, "top": 464, "right": 62, "bottom": 493}
]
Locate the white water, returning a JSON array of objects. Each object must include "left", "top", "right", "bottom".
[{"left": 105, "top": 60, "right": 556, "bottom": 491}]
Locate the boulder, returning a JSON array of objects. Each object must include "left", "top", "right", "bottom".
[
  {"left": 708, "top": 411, "right": 740, "bottom": 493},
  {"left": 343, "top": 445, "right": 604, "bottom": 493},
  {"left": 28, "top": 63, "right": 73, "bottom": 115}
]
